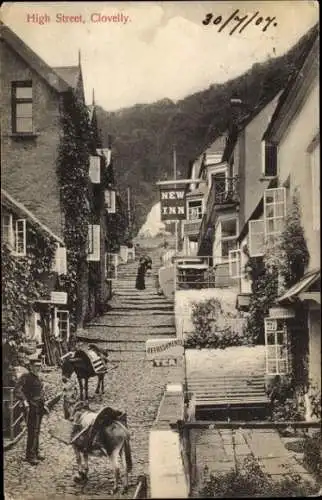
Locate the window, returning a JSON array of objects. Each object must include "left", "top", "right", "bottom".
[
  {"left": 310, "top": 141, "right": 320, "bottom": 231},
  {"left": 105, "top": 252, "right": 118, "bottom": 280},
  {"left": 261, "top": 140, "right": 277, "bottom": 177},
  {"left": 2, "top": 213, "right": 14, "bottom": 246},
  {"left": 229, "top": 249, "right": 242, "bottom": 278},
  {"left": 2, "top": 214, "right": 26, "bottom": 256},
  {"left": 264, "top": 318, "right": 288, "bottom": 375},
  {"left": 52, "top": 245, "right": 67, "bottom": 275},
  {"left": 187, "top": 200, "right": 202, "bottom": 220},
  {"left": 55, "top": 309, "right": 70, "bottom": 342},
  {"left": 12, "top": 82, "right": 33, "bottom": 133},
  {"left": 104, "top": 189, "right": 116, "bottom": 214},
  {"left": 87, "top": 224, "right": 100, "bottom": 261},
  {"left": 89, "top": 156, "right": 100, "bottom": 184},
  {"left": 213, "top": 217, "right": 238, "bottom": 264},
  {"left": 264, "top": 187, "right": 286, "bottom": 241},
  {"left": 248, "top": 219, "right": 265, "bottom": 257}
]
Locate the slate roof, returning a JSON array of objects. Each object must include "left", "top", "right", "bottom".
[
  {"left": 1, "top": 189, "right": 64, "bottom": 244},
  {"left": 53, "top": 66, "right": 80, "bottom": 90}
]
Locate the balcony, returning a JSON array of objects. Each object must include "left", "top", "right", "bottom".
[
  {"left": 198, "top": 176, "right": 239, "bottom": 252},
  {"left": 207, "top": 176, "right": 239, "bottom": 213},
  {"left": 182, "top": 219, "right": 202, "bottom": 238}
]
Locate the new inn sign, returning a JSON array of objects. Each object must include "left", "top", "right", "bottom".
[{"left": 160, "top": 188, "right": 186, "bottom": 221}]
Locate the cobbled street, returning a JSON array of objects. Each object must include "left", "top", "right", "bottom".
[{"left": 4, "top": 248, "right": 183, "bottom": 499}]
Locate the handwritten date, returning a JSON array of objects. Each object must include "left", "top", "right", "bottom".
[{"left": 202, "top": 10, "right": 277, "bottom": 34}]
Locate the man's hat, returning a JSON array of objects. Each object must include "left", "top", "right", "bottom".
[{"left": 26, "top": 352, "right": 41, "bottom": 363}]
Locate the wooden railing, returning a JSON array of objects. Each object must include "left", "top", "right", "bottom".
[
  {"left": 132, "top": 474, "right": 148, "bottom": 499},
  {"left": 198, "top": 176, "right": 239, "bottom": 249},
  {"left": 3, "top": 387, "right": 25, "bottom": 442}
]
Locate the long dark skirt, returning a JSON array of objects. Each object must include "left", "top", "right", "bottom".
[{"left": 135, "top": 265, "right": 145, "bottom": 290}]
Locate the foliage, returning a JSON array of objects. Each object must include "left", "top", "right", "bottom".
[
  {"left": 245, "top": 256, "right": 279, "bottom": 344},
  {"left": 199, "top": 455, "right": 317, "bottom": 497},
  {"left": 303, "top": 431, "right": 322, "bottom": 481},
  {"left": 56, "top": 91, "right": 92, "bottom": 334},
  {"left": 267, "top": 374, "right": 306, "bottom": 421},
  {"left": 245, "top": 193, "right": 310, "bottom": 345},
  {"left": 278, "top": 194, "right": 310, "bottom": 288},
  {"left": 308, "top": 384, "right": 321, "bottom": 420},
  {"left": 186, "top": 298, "right": 246, "bottom": 349},
  {"left": 96, "top": 26, "right": 318, "bottom": 229}
]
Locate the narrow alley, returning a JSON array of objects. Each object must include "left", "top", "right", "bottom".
[{"left": 4, "top": 248, "right": 183, "bottom": 499}]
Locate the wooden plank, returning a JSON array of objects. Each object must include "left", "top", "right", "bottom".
[
  {"left": 189, "top": 387, "right": 265, "bottom": 392},
  {"left": 188, "top": 376, "right": 265, "bottom": 381},
  {"left": 174, "top": 420, "right": 321, "bottom": 429},
  {"left": 192, "top": 390, "right": 266, "bottom": 394}
]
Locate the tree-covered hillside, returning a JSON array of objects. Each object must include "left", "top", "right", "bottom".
[{"left": 96, "top": 24, "right": 318, "bottom": 233}]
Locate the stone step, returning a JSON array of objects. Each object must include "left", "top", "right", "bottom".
[
  {"left": 109, "top": 300, "right": 173, "bottom": 308},
  {"left": 87, "top": 319, "right": 175, "bottom": 327},
  {"left": 85, "top": 325, "right": 176, "bottom": 335},
  {"left": 109, "top": 304, "right": 174, "bottom": 311},
  {"left": 99, "top": 310, "right": 175, "bottom": 317}
]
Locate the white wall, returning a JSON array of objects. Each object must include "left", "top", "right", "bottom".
[{"left": 278, "top": 80, "right": 320, "bottom": 270}]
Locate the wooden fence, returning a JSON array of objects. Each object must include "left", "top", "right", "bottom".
[
  {"left": 132, "top": 474, "right": 148, "bottom": 499},
  {"left": 3, "top": 387, "right": 25, "bottom": 442}
]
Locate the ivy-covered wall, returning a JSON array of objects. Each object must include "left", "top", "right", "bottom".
[
  {"left": 2, "top": 221, "right": 57, "bottom": 383},
  {"left": 56, "top": 91, "right": 91, "bottom": 334}
]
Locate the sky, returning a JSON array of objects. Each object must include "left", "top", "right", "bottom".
[{"left": 1, "top": 1, "right": 319, "bottom": 111}]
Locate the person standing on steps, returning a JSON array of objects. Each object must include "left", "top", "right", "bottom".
[
  {"left": 14, "top": 352, "right": 49, "bottom": 465},
  {"left": 135, "top": 255, "right": 152, "bottom": 290}
]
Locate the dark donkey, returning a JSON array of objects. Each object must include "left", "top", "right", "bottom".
[{"left": 61, "top": 345, "right": 108, "bottom": 401}]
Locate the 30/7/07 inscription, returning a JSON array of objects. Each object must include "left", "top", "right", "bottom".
[{"left": 202, "top": 10, "right": 277, "bottom": 34}]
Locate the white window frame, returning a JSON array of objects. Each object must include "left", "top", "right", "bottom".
[
  {"left": 310, "top": 141, "right": 320, "bottom": 231},
  {"left": 89, "top": 155, "right": 101, "bottom": 184},
  {"left": 229, "top": 249, "right": 242, "bottom": 278},
  {"left": 87, "top": 224, "right": 100, "bottom": 261},
  {"left": 264, "top": 318, "right": 289, "bottom": 375},
  {"left": 13, "top": 218, "right": 27, "bottom": 256},
  {"left": 264, "top": 187, "right": 286, "bottom": 240},
  {"left": 187, "top": 199, "right": 203, "bottom": 221},
  {"left": 213, "top": 217, "right": 238, "bottom": 264},
  {"left": 52, "top": 245, "right": 67, "bottom": 275},
  {"left": 104, "top": 189, "right": 116, "bottom": 214},
  {"left": 261, "top": 140, "right": 277, "bottom": 177},
  {"left": 54, "top": 309, "right": 70, "bottom": 343},
  {"left": 105, "top": 252, "right": 118, "bottom": 281},
  {"left": 248, "top": 219, "right": 265, "bottom": 257}
]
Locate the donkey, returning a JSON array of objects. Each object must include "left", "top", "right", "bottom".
[
  {"left": 67, "top": 400, "right": 133, "bottom": 493},
  {"left": 61, "top": 345, "right": 108, "bottom": 401}
]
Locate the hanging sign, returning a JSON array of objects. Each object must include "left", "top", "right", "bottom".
[
  {"left": 146, "top": 338, "right": 184, "bottom": 366},
  {"left": 159, "top": 187, "right": 186, "bottom": 221}
]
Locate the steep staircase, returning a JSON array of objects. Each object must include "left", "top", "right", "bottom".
[
  {"left": 186, "top": 346, "right": 270, "bottom": 420},
  {"left": 78, "top": 257, "right": 176, "bottom": 359}
]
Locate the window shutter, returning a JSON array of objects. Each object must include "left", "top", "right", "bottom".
[
  {"left": 87, "top": 225, "right": 100, "bottom": 261},
  {"left": 106, "top": 252, "right": 118, "bottom": 280},
  {"left": 53, "top": 246, "right": 67, "bottom": 274},
  {"left": 105, "top": 190, "right": 116, "bottom": 213},
  {"left": 229, "top": 249, "right": 241, "bottom": 278},
  {"left": 89, "top": 156, "right": 101, "bottom": 183},
  {"left": 2, "top": 214, "right": 14, "bottom": 247},
  {"left": 248, "top": 220, "right": 265, "bottom": 257},
  {"left": 15, "top": 219, "right": 26, "bottom": 255},
  {"left": 264, "top": 142, "right": 277, "bottom": 177},
  {"left": 264, "top": 187, "right": 286, "bottom": 240}
]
